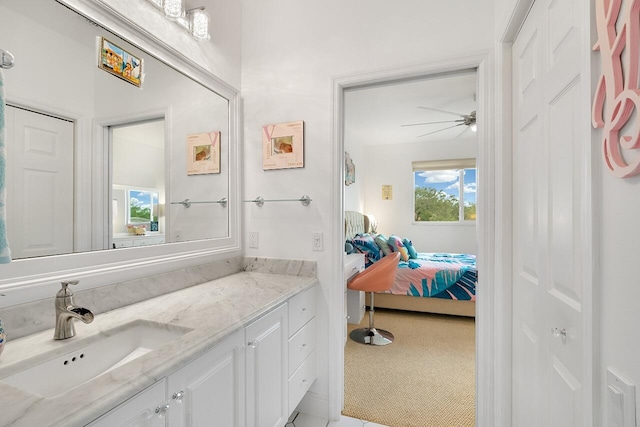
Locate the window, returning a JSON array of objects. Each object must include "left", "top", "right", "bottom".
[
  {"left": 413, "top": 158, "right": 476, "bottom": 222},
  {"left": 127, "top": 189, "right": 159, "bottom": 224}
]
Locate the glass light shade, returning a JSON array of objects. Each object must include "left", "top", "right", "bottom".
[
  {"left": 163, "top": 0, "right": 183, "bottom": 19},
  {"left": 190, "top": 8, "right": 210, "bottom": 40},
  {"left": 470, "top": 123, "right": 477, "bottom": 132}
]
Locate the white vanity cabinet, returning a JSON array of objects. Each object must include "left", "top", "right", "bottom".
[
  {"left": 86, "top": 285, "right": 318, "bottom": 427},
  {"left": 287, "top": 286, "right": 317, "bottom": 413},
  {"left": 166, "top": 330, "right": 245, "bottom": 427},
  {"left": 86, "top": 379, "right": 167, "bottom": 427},
  {"left": 245, "top": 303, "right": 289, "bottom": 427}
]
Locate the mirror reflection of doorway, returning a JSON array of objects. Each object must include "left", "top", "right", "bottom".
[
  {"left": 5, "top": 105, "right": 74, "bottom": 259},
  {"left": 110, "top": 119, "right": 166, "bottom": 249}
]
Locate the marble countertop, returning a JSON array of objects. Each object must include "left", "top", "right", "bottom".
[{"left": 0, "top": 271, "right": 317, "bottom": 427}]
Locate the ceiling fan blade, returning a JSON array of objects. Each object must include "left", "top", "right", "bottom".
[
  {"left": 401, "top": 119, "right": 462, "bottom": 127},
  {"left": 417, "top": 106, "right": 465, "bottom": 117},
  {"left": 415, "top": 123, "right": 464, "bottom": 138}
]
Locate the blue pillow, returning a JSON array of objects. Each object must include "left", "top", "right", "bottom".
[
  {"left": 403, "top": 238, "right": 418, "bottom": 259},
  {"left": 351, "top": 235, "right": 382, "bottom": 266}
]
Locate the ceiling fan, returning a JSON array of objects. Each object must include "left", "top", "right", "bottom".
[{"left": 401, "top": 107, "right": 477, "bottom": 138}]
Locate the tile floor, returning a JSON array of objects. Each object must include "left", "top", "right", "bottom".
[{"left": 285, "top": 411, "right": 388, "bottom": 427}]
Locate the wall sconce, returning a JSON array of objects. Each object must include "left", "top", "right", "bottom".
[{"left": 146, "top": 0, "right": 211, "bottom": 40}]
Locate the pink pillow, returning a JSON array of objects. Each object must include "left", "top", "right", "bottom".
[{"left": 387, "top": 235, "right": 409, "bottom": 261}]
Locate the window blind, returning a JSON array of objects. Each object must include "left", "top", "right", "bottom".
[{"left": 411, "top": 158, "right": 476, "bottom": 172}]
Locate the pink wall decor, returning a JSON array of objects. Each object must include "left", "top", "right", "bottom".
[{"left": 593, "top": 0, "right": 640, "bottom": 178}]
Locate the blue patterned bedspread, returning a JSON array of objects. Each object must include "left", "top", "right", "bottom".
[{"left": 389, "top": 253, "right": 477, "bottom": 301}]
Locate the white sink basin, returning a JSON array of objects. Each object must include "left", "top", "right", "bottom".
[{"left": 0, "top": 320, "right": 191, "bottom": 398}]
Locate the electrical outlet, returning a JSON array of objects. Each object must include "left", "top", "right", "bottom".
[
  {"left": 607, "top": 368, "right": 637, "bottom": 427},
  {"left": 312, "top": 232, "right": 323, "bottom": 251},
  {"left": 249, "top": 231, "right": 259, "bottom": 248}
]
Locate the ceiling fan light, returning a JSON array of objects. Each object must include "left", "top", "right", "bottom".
[{"left": 470, "top": 123, "right": 477, "bottom": 132}]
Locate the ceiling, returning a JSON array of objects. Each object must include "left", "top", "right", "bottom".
[{"left": 344, "top": 69, "right": 478, "bottom": 146}]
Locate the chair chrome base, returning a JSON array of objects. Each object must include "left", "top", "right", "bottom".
[{"left": 349, "top": 327, "right": 394, "bottom": 346}]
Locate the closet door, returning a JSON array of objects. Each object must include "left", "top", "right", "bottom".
[
  {"left": 5, "top": 106, "right": 74, "bottom": 258},
  {"left": 511, "top": 0, "right": 591, "bottom": 425}
]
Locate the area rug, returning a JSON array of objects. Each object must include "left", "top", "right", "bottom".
[{"left": 343, "top": 309, "right": 475, "bottom": 427}]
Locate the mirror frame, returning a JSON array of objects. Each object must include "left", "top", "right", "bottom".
[{"left": 0, "top": 0, "right": 241, "bottom": 306}]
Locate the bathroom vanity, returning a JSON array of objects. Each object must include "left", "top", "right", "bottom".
[{"left": 0, "top": 271, "right": 318, "bottom": 427}]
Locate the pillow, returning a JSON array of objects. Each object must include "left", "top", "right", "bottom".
[
  {"left": 351, "top": 234, "right": 382, "bottom": 266},
  {"left": 345, "top": 241, "right": 354, "bottom": 254},
  {"left": 402, "top": 238, "right": 418, "bottom": 259},
  {"left": 374, "top": 234, "right": 392, "bottom": 256},
  {"left": 387, "top": 235, "right": 409, "bottom": 261}
]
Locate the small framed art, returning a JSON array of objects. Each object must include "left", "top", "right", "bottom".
[
  {"left": 345, "top": 151, "right": 355, "bottom": 185},
  {"left": 262, "top": 120, "right": 304, "bottom": 170},
  {"left": 98, "top": 37, "right": 142, "bottom": 87},
  {"left": 186, "top": 131, "right": 221, "bottom": 175}
]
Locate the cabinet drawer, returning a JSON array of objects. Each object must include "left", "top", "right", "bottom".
[
  {"left": 288, "top": 318, "right": 316, "bottom": 377},
  {"left": 288, "top": 287, "right": 316, "bottom": 335},
  {"left": 288, "top": 351, "right": 316, "bottom": 413}
]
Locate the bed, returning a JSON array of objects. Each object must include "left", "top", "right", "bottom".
[{"left": 345, "top": 211, "right": 476, "bottom": 317}]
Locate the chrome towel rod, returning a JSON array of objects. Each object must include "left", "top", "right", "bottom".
[
  {"left": 0, "top": 49, "right": 15, "bottom": 69},
  {"left": 244, "top": 195, "right": 312, "bottom": 207},
  {"left": 171, "top": 198, "right": 228, "bottom": 208}
]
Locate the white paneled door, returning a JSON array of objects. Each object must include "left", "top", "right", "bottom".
[
  {"left": 512, "top": 0, "right": 591, "bottom": 426},
  {"left": 5, "top": 106, "right": 74, "bottom": 259}
]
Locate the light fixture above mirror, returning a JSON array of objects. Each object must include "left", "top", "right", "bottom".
[{"left": 146, "top": 0, "right": 211, "bottom": 40}]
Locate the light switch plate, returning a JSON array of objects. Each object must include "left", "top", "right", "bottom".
[
  {"left": 607, "top": 367, "right": 637, "bottom": 427},
  {"left": 312, "top": 232, "right": 323, "bottom": 251}
]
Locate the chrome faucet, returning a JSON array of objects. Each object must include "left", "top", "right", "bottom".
[{"left": 54, "top": 280, "right": 94, "bottom": 340}]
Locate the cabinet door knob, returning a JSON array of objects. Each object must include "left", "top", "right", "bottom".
[
  {"left": 248, "top": 340, "right": 257, "bottom": 348},
  {"left": 155, "top": 403, "right": 170, "bottom": 418},
  {"left": 172, "top": 390, "right": 185, "bottom": 403}
]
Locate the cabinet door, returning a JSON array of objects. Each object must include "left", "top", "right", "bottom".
[
  {"left": 167, "top": 330, "right": 245, "bottom": 427},
  {"left": 86, "top": 379, "right": 166, "bottom": 427},
  {"left": 245, "top": 303, "right": 288, "bottom": 427}
]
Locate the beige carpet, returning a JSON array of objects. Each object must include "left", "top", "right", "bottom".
[{"left": 343, "top": 309, "right": 476, "bottom": 427}]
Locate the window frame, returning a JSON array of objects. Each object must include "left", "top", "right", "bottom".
[{"left": 412, "top": 158, "right": 477, "bottom": 225}]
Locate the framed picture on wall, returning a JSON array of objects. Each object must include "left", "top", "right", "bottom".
[
  {"left": 186, "top": 131, "right": 221, "bottom": 175},
  {"left": 345, "top": 151, "right": 355, "bottom": 185},
  {"left": 262, "top": 120, "right": 304, "bottom": 170},
  {"left": 97, "top": 37, "right": 143, "bottom": 87}
]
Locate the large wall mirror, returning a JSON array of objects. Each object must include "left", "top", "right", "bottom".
[
  {"left": 0, "top": 0, "right": 239, "bottom": 299},
  {"left": 1, "top": 0, "right": 232, "bottom": 259}
]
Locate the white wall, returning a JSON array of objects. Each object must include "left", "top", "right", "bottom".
[
  {"left": 241, "top": 0, "right": 494, "bottom": 414},
  {"left": 596, "top": 98, "right": 640, "bottom": 421},
  {"left": 362, "top": 139, "right": 477, "bottom": 254}
]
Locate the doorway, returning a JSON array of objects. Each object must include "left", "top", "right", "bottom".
[
  {"left": 330, "top": 53, "right": 497, "bottom": 423},
  {"left": 108, "top": 119, "right": 166, "bottom": 250}
]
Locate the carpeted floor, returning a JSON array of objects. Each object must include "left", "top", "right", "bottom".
[{"left": 343, "top": 309, "right": 476, "bottom": 427}]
